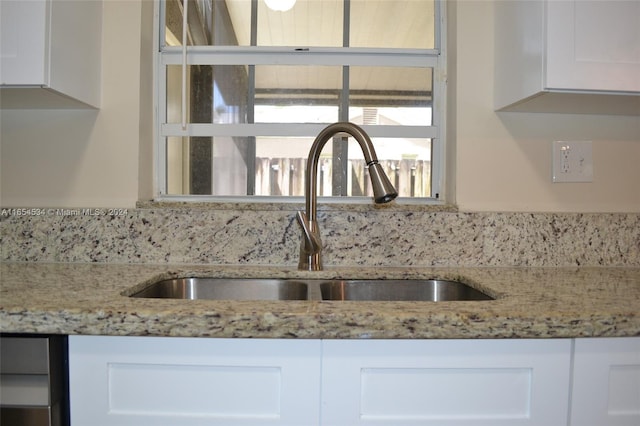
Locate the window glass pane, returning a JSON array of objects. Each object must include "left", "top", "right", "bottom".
[
  {"left": 166, "top": 65, "right": 249, "bottom": 124},
  {"left": 257, "top": 0, "right": 343, "bottom": 47},
  {"left": 166, "top": 136, "right": 251, "bottom": 196},
  {"left": 349, "top": 66, "right": 433, "bottom": 125},
  {"left": 255, "top": 137, "right": 314, "bottom": 196},
  {"left": 254, "top": 136, "right": 431, "bottom": 197},
  {"left": 255, "top": 65, "right": 342, "bottom": 123},
  {"left": 164, "top": 0, "right": 252, "bottom": 47},
  {"left": 256, "top": 136, "right": 343, "bottom": 197},
  {"left": 224, "top": 0, "right": 253, "bottom": 46},
  {"left": 348, "top": 138, "right": 431, "bottom": 197},
  {"left": 167, "top": 136, "right": 190, "bottom": 194},
  {"left": 350, "top": 0, "right": 435, "bottom": 49}
]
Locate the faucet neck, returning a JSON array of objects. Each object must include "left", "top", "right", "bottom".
[{"left": 305, "top": 122, "right": 376, "bottom": 221}]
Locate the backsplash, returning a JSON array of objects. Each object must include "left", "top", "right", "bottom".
[{"left": 1, "top": 205, "right": 639, "bottom": 267}]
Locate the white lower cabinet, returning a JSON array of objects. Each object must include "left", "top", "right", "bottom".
[
  {"left": 321, "top": 339, "right": 571, "bottom": 426},
  {"left": 68, "top": 336, "right": 322, "bottom": 426},
  {"left": 69, "top": 336, "right": 639, "bottom": 426},
  {"left": 570, "top": 337, "right": 640, "bottom": 426}
]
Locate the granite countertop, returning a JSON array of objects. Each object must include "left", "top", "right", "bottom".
[{"left": 0, "top": 262, "right": 638, "bottom": 339}]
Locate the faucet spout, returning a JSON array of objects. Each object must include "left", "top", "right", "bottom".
[{"left": 297, "top": 122, "right": 398, "bottom": 271}]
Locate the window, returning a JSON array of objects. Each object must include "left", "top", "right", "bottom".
[{"left": 156, "top": 0, "right": 446, "bottom": 201}]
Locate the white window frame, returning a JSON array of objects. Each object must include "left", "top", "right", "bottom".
[{"left": 153, "top": 0, "right": 447, "bottom": 204}]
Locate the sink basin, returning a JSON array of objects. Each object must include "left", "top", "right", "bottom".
[
  {"left": 129, "top": 277, "right": 493, "bottom": 302},
  {"left": 319, "top": 279, "right": 493, "bottom": 301},
  {"left": 130, "top": 278, "right": 309, "bottom": 301}
]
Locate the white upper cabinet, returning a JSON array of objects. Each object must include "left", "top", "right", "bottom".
[
  {"left": 494, "top": 0, "right": 640, "bottom": 115},
  {"left": 0, "top": 0, "right": 102, "bottom": 109}
]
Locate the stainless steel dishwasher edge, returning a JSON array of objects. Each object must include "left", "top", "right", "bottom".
[{"left": 0, "top": 335, "right": 69, "bottom": 426}]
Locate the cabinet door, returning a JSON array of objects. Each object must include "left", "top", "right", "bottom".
[
  {"left": 69, "top": 336, "right": 321, "bottom": 426},
  {"left": 0, "top": 0, "right": 48, "bottom": 85},
  {"left": 546, "top": 0, "right": 640, "bottom": 93},
  {"left": 570, "top": 337, "right": 640, "bottom": 426},
  {"left": 321, "top": 339, "right": 572, "bottom": 426}
]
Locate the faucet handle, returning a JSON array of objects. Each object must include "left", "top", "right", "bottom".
[{"left": 296, "top": 211, "right": 322, "bottom": 254}]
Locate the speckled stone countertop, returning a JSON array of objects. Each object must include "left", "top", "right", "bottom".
[{"left": 1, "top": 262, "right": 638, "bottom": 339}]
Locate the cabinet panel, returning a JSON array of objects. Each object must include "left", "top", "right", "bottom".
[
  {"left": 546, "top": 0, "right": 640, "bottom": 93},
  {"left": 359, "top": 367, "right": 533, "bottom": 419},
  {"left": 0, "top": 0, "right": 48, "bottom": 85},
  {"left": 570, "top": 337, "right": 640, "bottom": 426},
  {"left": 494, "top": 0, "right": 640, "bottom": 115},
  {"left": 68, "top": 336, "right": 321, "bottom": 426},
  {"left": 0, "top": 0, "right": 102, "bottom": 108},
  {"left": 108, "top": 363, "right": 281, "bottom": 417},
  {"left": 321, "top": 339, "right": 572, "bottom": 426}
]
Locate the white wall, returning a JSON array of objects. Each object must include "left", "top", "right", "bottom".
[
  {"left": 452, "top": 0, "right": 640, "bottom": 212},
  {"left": 0, "top": 0, "right": 145, "bottom": 208},
  {"left": 1, "top": 0, "right": 639, "bottom": 212}
]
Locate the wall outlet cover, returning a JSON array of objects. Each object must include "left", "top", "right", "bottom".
[{"left": 552, "top": 141, "right": 593, "bottom": 183}]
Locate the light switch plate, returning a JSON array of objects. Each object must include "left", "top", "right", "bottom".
[{"left": 552, "top": 141, "right": 593, "bottom": 183}]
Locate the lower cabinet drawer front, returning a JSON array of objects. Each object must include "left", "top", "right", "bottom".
[
  {"left": 68, "top": 336, "right": 321, "bottom": 426},
  {"left": 321, "top": 339, "right": 572, "bottom": 426}
]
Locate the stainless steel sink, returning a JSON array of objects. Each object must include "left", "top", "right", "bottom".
[
  {"left": 130, "top": 278, "right": 309, "bottom": 301},
  {"left": 319, "top": 279, "right": 493, "bottom": 301},
  {"left": 129, "top": 277, "right": 493, "bottom": 302}
]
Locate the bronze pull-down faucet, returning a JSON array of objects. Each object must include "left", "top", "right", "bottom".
[{"left": 297, "top": 122, "right": 398, "bottom": 271}]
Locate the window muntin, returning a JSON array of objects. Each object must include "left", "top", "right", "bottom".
[{"left": 157, "top": 0, "right": 444, "bottom": 201}]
